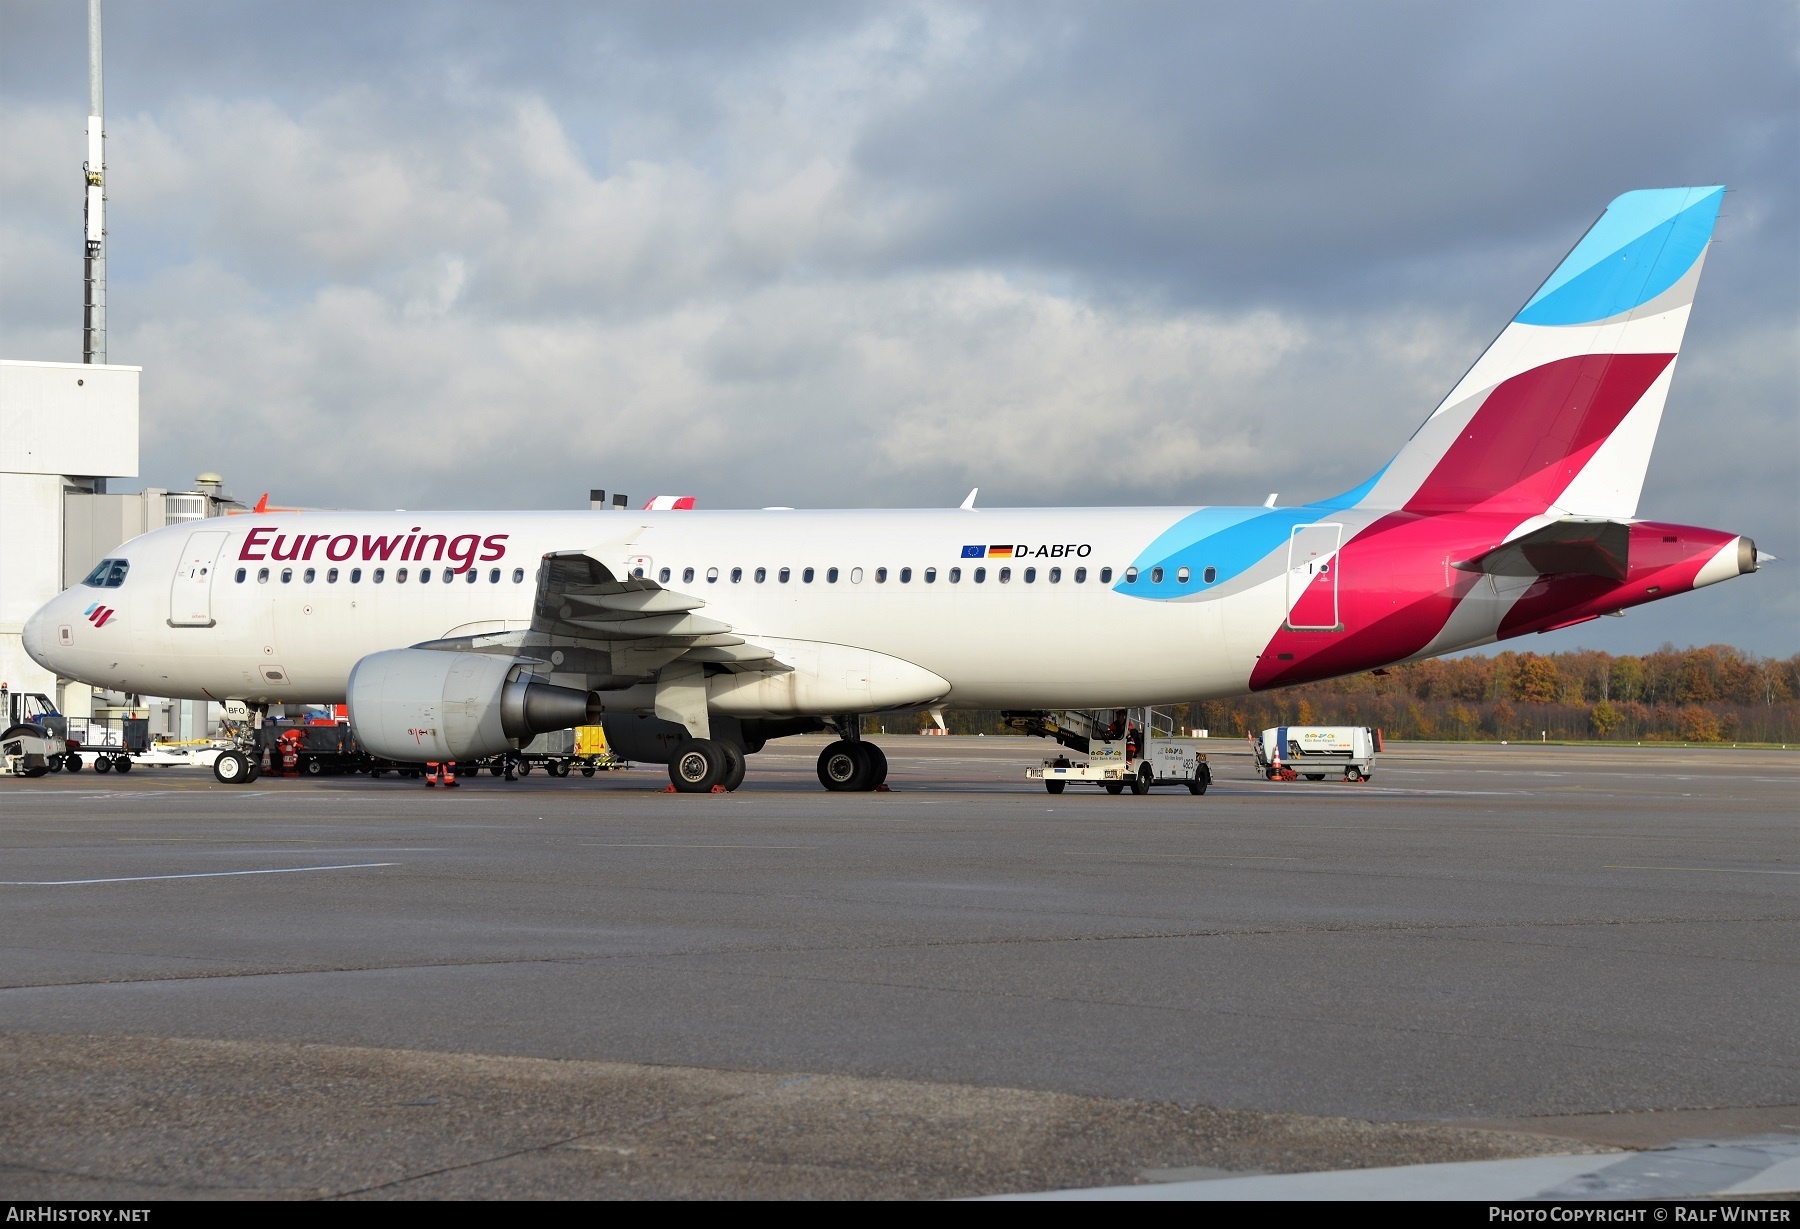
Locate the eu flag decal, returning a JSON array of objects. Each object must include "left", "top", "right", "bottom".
[{"left": 961, "top": 545, "right": 986, "bottom": 558}]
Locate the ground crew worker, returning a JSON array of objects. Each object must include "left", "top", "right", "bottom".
[{"left": 424, "top": 760, "right": 459, "bottom": 788}]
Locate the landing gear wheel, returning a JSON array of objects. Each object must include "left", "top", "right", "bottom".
[
  {"left": 857, "top": 742, "right": 888, "bottom": 789},
  {"left": 670, "top": 738, "right": 726, "bottom": 792},
  {"left": 816, "top": 740, "right": 870, "bottom": 792},
  {"left": 1344, "top": 766, "right": 1363, "bottom": 783},
  {"left": 213, "top": 750, "right": 250, "bottom": 784},
  {"left": 1045, "top": 780, "right": 1065, "bottom": 795},
  {"left": 719, "top": 742, "right": 747, "bottom": 792},
  {"left": 94, "top": 756, "right": 112, "bottom": 774},
  {"left": 113, "top": 755, "right": 133, "bottom": 774},
  {"left": 1130, "top": 767, "right": 1152, "bottom": 795},
  {"left": 1104, "top": 782, "right": 1124, "bottom": 795},
  {"left": 246, "top": 756, "right": 262, "bottom": 782},
  {"left": 66, "top": 754, "right": 83, "bottom": 772}
]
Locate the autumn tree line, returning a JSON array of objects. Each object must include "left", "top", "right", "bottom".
[{"left": 868, "top": 645, "right": 1800, "bottom": 744}]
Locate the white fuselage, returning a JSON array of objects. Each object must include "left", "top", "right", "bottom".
[{"left": 28, "top": 507, "right": 1310, "bottom": 711}]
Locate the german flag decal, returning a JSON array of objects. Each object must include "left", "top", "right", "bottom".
[{"left": 987, "top": 545, "right": 1014, "bottom": 559}]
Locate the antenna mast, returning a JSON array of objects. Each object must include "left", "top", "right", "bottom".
[{"left": 82, "top": 0, "right": 105, "bottom": 364}]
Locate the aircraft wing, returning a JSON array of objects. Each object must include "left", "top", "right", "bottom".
[
  {"left": 1452, "top": 519, "right": 1630, "bottom": 582},
  {"left": 414, "top": 550, "right": 783, "bottom": 687}
]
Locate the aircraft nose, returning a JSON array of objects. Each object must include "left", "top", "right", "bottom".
[{"left": 21, "top": 596, "right": 60, "bottom": 672}]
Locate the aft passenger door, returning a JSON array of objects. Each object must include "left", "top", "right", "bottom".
[
  {"left": 1285, "top": 522, "right": 1342, "bottom": 631},
  {"left": 168, "top": 529, "right": 229, "bottom": 627}
]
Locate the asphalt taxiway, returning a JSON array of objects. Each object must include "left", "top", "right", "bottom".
[{"left": 2, "top": 737, "right": 1795, "bottom": 1198}]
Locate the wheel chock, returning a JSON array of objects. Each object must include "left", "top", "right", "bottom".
[
  {"left": 874, "top": 783, "right": 893, "bottom": 792},
  {"left": 662, "top": 784, "right": 678, "bottom": 792}
]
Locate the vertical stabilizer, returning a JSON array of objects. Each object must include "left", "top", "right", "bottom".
[{"left": 1354, "top": 186, "right": 1724, "bottom": 518}]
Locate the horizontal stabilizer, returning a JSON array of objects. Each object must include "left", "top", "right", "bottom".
[{"left": 1453, "top": 519, "right": 1630, "bottom": 581}]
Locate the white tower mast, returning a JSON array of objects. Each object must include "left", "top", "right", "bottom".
[{"left": 82, "top": 0, "right": 106, "bottom": 364}]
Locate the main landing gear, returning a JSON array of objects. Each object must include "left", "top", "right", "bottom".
[
  {"left": 666, "top": 738, "right": 748, "bottom": 793},
  {"left": 816, "top": 740, "right": 888, "bottom": 792}
]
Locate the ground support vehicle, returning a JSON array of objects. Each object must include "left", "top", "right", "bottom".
[
  {"left": 482, "top": 725, "right": 627, "bottom": 779},
  {"left": 2, "top": 687, "right": 66, "bottom": 777},
  {"left": 258, "top": 722, "right": 372, "bottom": 777},
  {"left": 59, "top": 714, "right": 148, "bottom": 774},
  {"left": 1250, "top": 725, "right": 1381, "bottom": 782},
  {"left": 1018, "top": 707, "right": 1212, "bottom": 797}
]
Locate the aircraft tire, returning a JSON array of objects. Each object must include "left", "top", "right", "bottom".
[
  {"left": 213, "top": 751, "right": 250, "bottom": 784},
  {"left": 856, "top": 742, "right": 888, "bottom": 790},
  {"left": 719, "top": 743, "right": 747, "bottom": 792},
  {"left": 670, "top": 738, "right": 726, "bottom": 792},
  {"left": 816, "top": 741, "right": 870, "bottom": 792}
]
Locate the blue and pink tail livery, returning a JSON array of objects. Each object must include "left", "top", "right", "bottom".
[{"left": 1359, "top": 186, "right": 1725, "bottom": 519}]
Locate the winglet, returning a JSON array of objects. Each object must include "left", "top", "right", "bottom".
[
  {"left": 960, "top": 488, "right": 979, "bottom": 510},
  {"left": 253, "top": 494, "right": 269, "bottom": 513}
]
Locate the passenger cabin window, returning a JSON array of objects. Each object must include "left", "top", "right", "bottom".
[
  {"left": 303, "top": 567, "right": 316, "bottom": 583},
  {"left": 1203, "top": 566, "right": 1216, "bottom": 583},
  {"left": 1176, "top": 567, "right": 1189, "bottom": 584},
  {"left": 826, "top": 567, "right": 839, "bottom": 583},
  {"left": 851, "top": 567, "right": 864, "bottom": 583},
  {"left": 683, "top": 567, "right": 695, "bottom": 583},
  {"left": 706, "top": 567, "right": 719, "bottom": 584},
  {"left": 396, "top": 568, "right": 408, "bottom": 583},
  {"left": 875, "top": 567, "right": 886, "bottom": 583},
  {"left": 420, "top": 568, "right": 431, "bottom": 584},
  {"left": 464, "top": 568, "right": 477, "bottom": 584},
  {"left": 974, "top": 567, "right": 986, "bottom": 583},
  {"left": 373, "top": 568, "right": 385, "bottom": 583},
  {"left": 326, "top": 568, "right": 338, "bottom": 583},
  {"left": 512, "top": 568, "right": 525, "bottom": 583},
  {"left": 755, "top": 567, "right": 766, "bottom": 583},
  {"left": 1099, "top": 567, "right": 1112, "bottom": 583},
  {"left": 947, "top": 567, "right": 959, "bottom": 583},
  {"left": 1150, "top": 566, "right": 1163, "bottom": 583},
  {"left": 1123, "top": 567, "right": 1137, "bottom": 583},
  {"left": 281, "top": 568, "right": 294, "bottom": 584},
  {"left": 489, "top": 568, "right": 500, "bottom": 583},
  {"left": 731, "top": 567, "right": 742, "bottom": 583},
  {"left": 1048, "top": 567, "right": 1060, "bottom": 583},
  {"left": 900, "top": 567, "right": 912, "bottom": 583},
  {"left": 1074, "top": 567, "right": 1086, "bottom": 583},
  {"left": 351, "top": 568, "right": 363, "bottom": 583},
  {"left": 803, "top": 567, "right": 815, "bottom": 583},
  {"left": 659, "top": 567, "right": 671, "bottom": 583},
  {"left": 779, "top": 567, "right": 791, "bottom": 583},
  {"left": 997, "top": 567, "right": 1010, "bottom": 583},
  {"left": 1024, "top": 567, "right": 1036, "bottom": 583},
  {"left": 235, "top": 567, "right": 246, "bottom": 583},
  {"left": 257, "top": 568, "right": 270, "bottom": 583}
]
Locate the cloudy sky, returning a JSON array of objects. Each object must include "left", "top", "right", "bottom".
[{"left": 2, "top": 1, "right": 1795, "bottom": 653}]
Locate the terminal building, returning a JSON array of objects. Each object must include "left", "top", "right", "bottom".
[{"left": 1, "top": 358, "right": 238, "bottom": 737}]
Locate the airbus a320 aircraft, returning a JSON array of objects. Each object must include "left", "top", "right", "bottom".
[{"left": 24, "top": 187, "right": 1766, "bottom": 791}]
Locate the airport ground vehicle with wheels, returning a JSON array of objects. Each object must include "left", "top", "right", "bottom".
[
  {"left": 1018, "top": 708, "right": 1211, "bottom": 796},
  {"left": 1250, "top": 725, "right": 1380, "bottom": 782}
]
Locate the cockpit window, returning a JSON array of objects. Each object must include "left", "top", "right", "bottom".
[{"left": 82, "top": 558, "right": 129, "bottom": 588}]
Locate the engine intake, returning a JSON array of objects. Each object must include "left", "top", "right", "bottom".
[{"left": 347, "top": 649, "right": 599, "bottom": 762}]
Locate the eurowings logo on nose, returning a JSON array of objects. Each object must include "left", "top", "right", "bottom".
[{"left": 83, "top": 603, "right": 116, "bottom": 628}]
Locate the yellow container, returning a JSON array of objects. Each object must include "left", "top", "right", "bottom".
[{"left": 574, "top": 725, "right": 610, "bottom": 757}]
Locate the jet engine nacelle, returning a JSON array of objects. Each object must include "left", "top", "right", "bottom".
[{"left": 347, "top": 649, "right": 599, "bottom": 762}]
